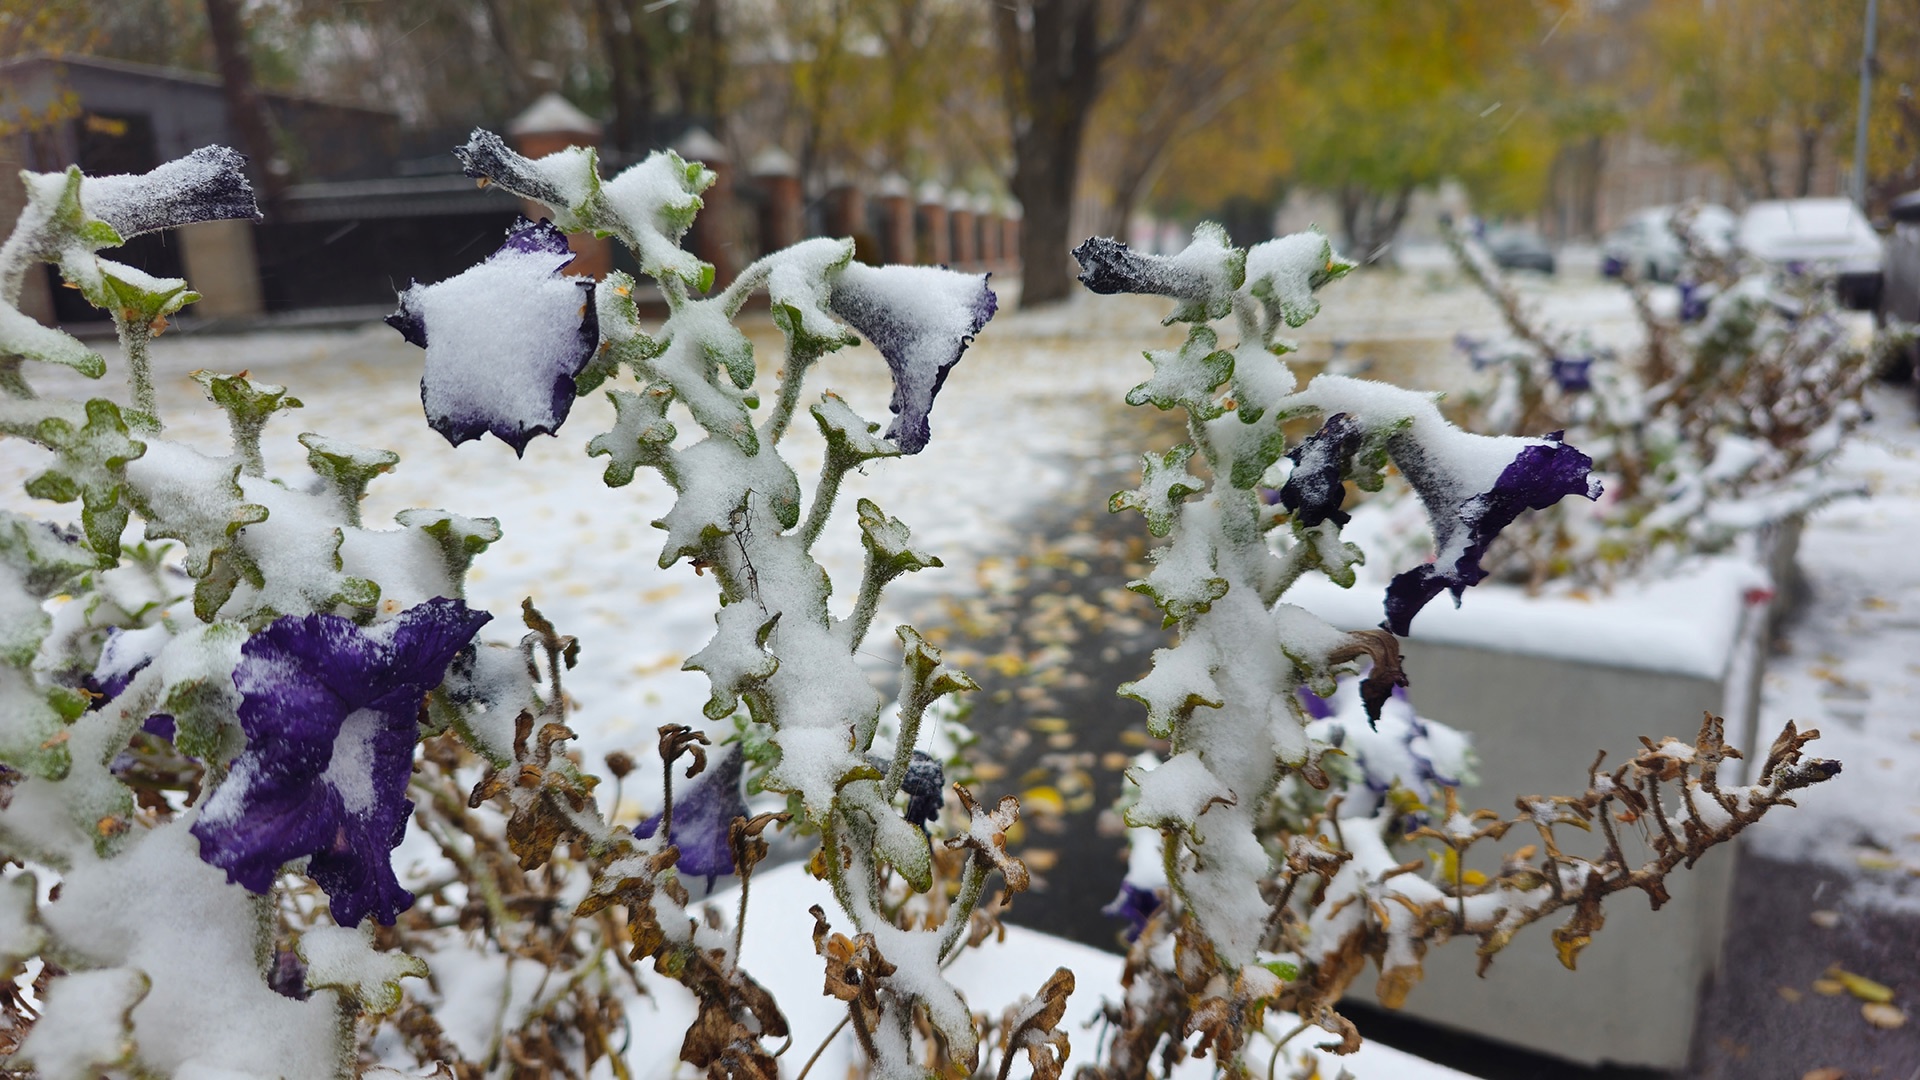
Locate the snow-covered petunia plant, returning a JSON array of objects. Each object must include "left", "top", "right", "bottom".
[
  {"left": 0, "top": 138, "right": 1840, "bottom": 1080},
  {"left": 1069, "top": 226, "right": 1841, "bottom": 1077},
  {"left": 1437, "top": 214, "right": 1880, "bottom": 588}
]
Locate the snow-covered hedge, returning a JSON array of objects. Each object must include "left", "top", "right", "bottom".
[
  {"left": 1439, "top": 215, "right": 1880, "bottom": 587},
  {"left": 0, "top": 143, "right": 1838, "bottom": 1079}
]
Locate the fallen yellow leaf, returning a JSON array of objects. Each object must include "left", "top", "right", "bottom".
[
  {"left": 1862, "top": 1002, "right": 1907, "bottom": 1030},
  {"left": 1826, "top": 965, "right": 1896, "bottom": 1004}
]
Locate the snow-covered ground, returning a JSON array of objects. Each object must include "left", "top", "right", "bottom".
[
  {"left": 1739, "top": 384, "right": 1920, "bottom": 912},
  {"left": 12, "top": 262, "right": 1914, "bottom": 1072}
]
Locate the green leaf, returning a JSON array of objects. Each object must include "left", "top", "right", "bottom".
[
  {"left": 857, "top": 499, "right": 942, "bottom": 581},
  {"left": 648, "top": 331, "right": 758, "bottom": 454},
  {"left": 0, "top": 872, "right": 47, "bottom": 967},
  {"left": 868, "top": 791, "right": 933, "bottom": 892},
  {"left": 1262, "top": 959, "right": 1301, "bottom": 982},
  {"left": 297, "top": 926, "right": 428, "bottom": 1017},
  {"left": 0, "top": 305, "right": 104, "bottom": 378},
  {"left": 0, "top": 666, "right": 74, "bottom": 779},
  {"left": 704, "top": 321, "right": 758, "bottom": 390},
  {"left": 650, "top": 438, "right": 800, "bottom": 567},
  {"left": 597, "top": 149, "right": 715, "bottom": 290},
  {"left": 1118, "top": 646, "right": 1223, "bottom": 738},
  {"left": 1220, "top": 417, "right": 1290, "bottom": 491},
  {"left": 300, "top": 432, "right": 397, "bottom": 515},
  {"left": 198, "top": 371, "right": 302, "bottom": 428},
  {"left": 898, "top": 625, "right": 978, "bottom": 703},
  {"left": 592, "top": 271, "right": 667, "bottom": 388},
  {"left": 1246, "top": 230, "right": 1354, "bottom": 336},
  {"left": 1289, "top": 519, "right": 1366, "bottom": 589},
  {"left": 1127, "top": 325, "right": 1234, "bottom": 420},
  {"left": 394, "top": 509, "right": 502, "bottom": 587},
  {"left": 766, "top": 239, "right": 859, "bottom": 353},
  {"left": 587, "top": 385, "right": 678, "bottom": 488},
  {"left": 1110, "top": 444, "right": 1205, "bottom": 537},
  {"left": 1129, "top": 518, "right": 1228, "bottom": 626},
  {"left": 812, "top": 392, "right": 901, "bottom": 465},
  {"left": 1227, "top": 340, "right": 1295, "bottom": 424},
  {"left": 0, "top": 511, "right": 96, "bottom": 599},
  {"left": 23, "top": 398, "right": 146, "bottom": 562},
  {"left": 683, "top": 601, "right": 781, "bottom": 720},
  {"left": 123, "top": 442, "right": 264, "bottom": 581},
  {"left": 157, "top": 622, "right": 247, "bottom": 762}
]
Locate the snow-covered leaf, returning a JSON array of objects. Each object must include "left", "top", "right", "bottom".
[
  {"left": 296, "top": 925, "right": 428, "bottom": 1016},
  {"left": 1127, "top": 325, "right": 1234, "bottom": 419},
  {"left": 1110, "top": 444, "right": 1205, "bottom": 538},
  {"left": 587, "top": 385, "right": 677, "bottom": 488},
  {"left": 683, "top": 601, "right": 780, "bottom": 720}
]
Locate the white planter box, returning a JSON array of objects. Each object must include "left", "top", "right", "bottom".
[{"left": 1291, "top": 552, "right": 1778, "bottom": 1069}]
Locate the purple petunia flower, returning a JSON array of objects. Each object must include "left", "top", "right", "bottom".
[
  {"left": 1296, "top": 686, "right": 1335, "bottom": 719},
  {"left": 900, "top": 750, "right": 945, "bottom": 832},
  {"left": 84, "top": 624, "right": 169, "bottom": 705},
  {"left": 267, "top": 947, "right": 309, "bottom": 1001},
  {"left": 83, "top": 625, "right": 176, "bottom": 739},
  {"left": 636, "top": 744, "right": 748, "bottom": 887},
  {"left": 1100, "top": 881, "right": 1162, "bottom": 942},
  {"left": 1677, "top": 280, "right": 1710, "bottom": 323},
  {"left": 81, "top": 145, "right": 261, "bottom": 239},
  {"left": 454, "top": 130, "right": 572, "bottom": 213},
  {"left": 1453, "top": 333, "right": 1496, "bottom": 371},
  {"left": 827, "top": 263, "right": 996, "bottom": 453},
  {"left": 1279, "top": 412, "right": 1362, "bottom": 527},
  {"left": 1073, "top": 236, "right": 1217, "bottom": 303},
  {"left": 1383, "top": 432, "right": 1601, "bottom": 636},
  {"left": 191, "top": 597, "right": 490, "bottom": 927},
  {"left": 1548, "top": 356, "right": 1593, "bottom": 394},
  {"left": 387, "top": 217, "right": 598, "bottom": 456},
  {"left": 1305, "top": 678, "right": 1472, "bottom": 831}
]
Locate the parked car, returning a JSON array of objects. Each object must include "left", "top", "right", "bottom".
[
  {"left": 1484, "top": 226, "right": 1555, "bottom": 274},
  {"left": 1880, "top": 189, "right": 1920, "bottom": 382},
  {"left": 1738, "top": 197, "right": 1885, "bottom": 310},
  {"left": 1601, "top": 204, "right": 1736, "bottom": 282}
]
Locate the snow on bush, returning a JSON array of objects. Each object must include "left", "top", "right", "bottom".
[
  {"left": 1434, "top": 212, "right": 1883, "bottom": 588},
  {"left": 0, "top": 145, "right": 1838, "bottom": 1079}
]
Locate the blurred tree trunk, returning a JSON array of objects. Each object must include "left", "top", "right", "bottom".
[
  {"left": 994, "top": 0, "right": 1143, "bottom": 307},
  {"left": 1793, "top": 127, "right": 1821, "bottom": 197},
  {"left": 675, "top": 0, "right": 727, "bottom": 130},
  {"left": 478, "top": 0, "right": 531, "bottom": 105},
  {"left": 1336, "top": 184, "right": 1411, "bottom": 264},
  {"left": 595, "top": 0, "right": 655, "bottom": 153},
  {"left": 202, "top": 0, "right": 286, "bottom": 204},
  {"left": 1089, "top": 0, "right": 1294, "bottom": 242}
]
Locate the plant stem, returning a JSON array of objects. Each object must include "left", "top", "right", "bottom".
[
  {"left": 881, "top": 689, "right": 928, "bottom": 802},
  {"left": 716, "top": 254, "right": 775, "bottom": 318},
  {"left": 799, "top": 451, "right": 849, "bottom": 552},
  {"left": 733, "top": 860, "right": 752, "bottom": 968},
  {"left": 937, "top": 852, "right": 988, "bottom": 962},
  {"left": 658, "top": 754, "right": 675, "bottom": 843},
  {"left": 115, "top": 316, "right": 158, "bottom": 434},
  {"left": 842, "top": 551, "right": 885, "bottom": 653},
  {"left": 0, "top": 358, "right": 33, "bottom": 399},
  {"left": 794, "top": 1015, "right": 853, "bottom": 1080},
  {"left": 761, "top": 342, "right": 822, "bottom": 447}
]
